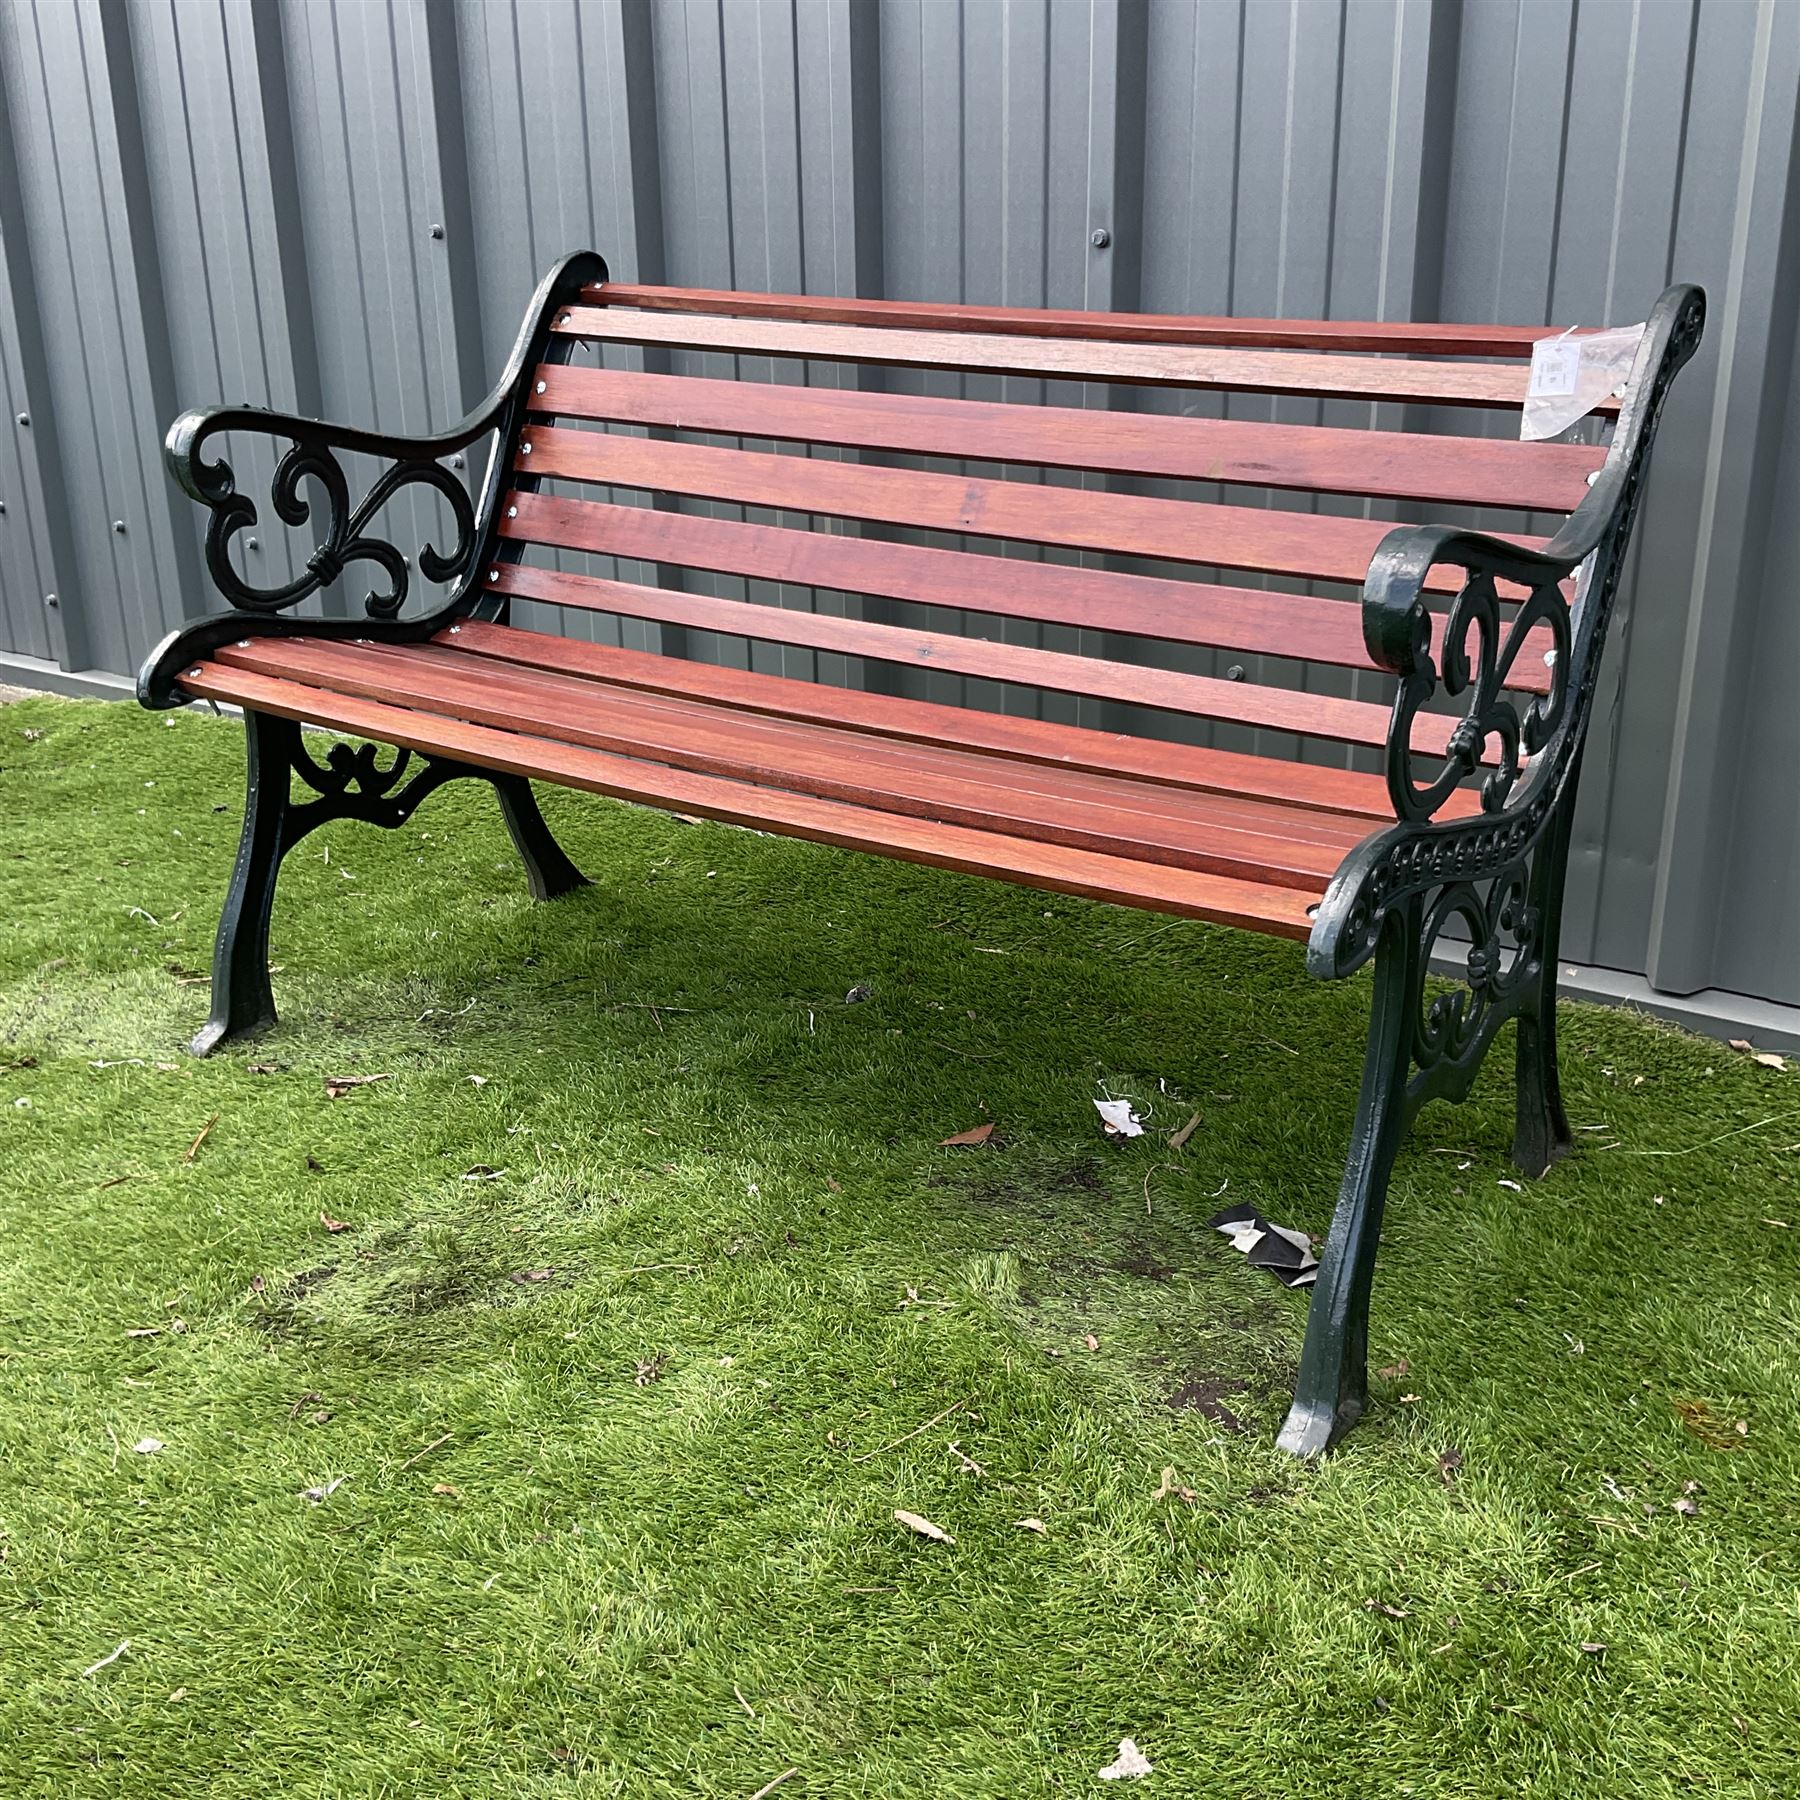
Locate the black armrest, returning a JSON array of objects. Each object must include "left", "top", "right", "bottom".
[{"left": 1308, "top": 281, "right": 1706, "bottom": 980}]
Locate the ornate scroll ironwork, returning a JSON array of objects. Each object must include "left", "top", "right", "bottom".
[{"left": 169, "top": 419, "right": 481, "bottom": 620}]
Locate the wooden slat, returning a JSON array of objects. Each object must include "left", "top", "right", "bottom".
[
  {"left": 514, "top": 427, "right": 1544, "bottom": 593},
  {"left": 552, "top": 306, "right": 1619, "bottom": 413},
  {"left": 531, "top": 365, "right": 1604, "bottom": 513},
  {"left": 439, "top": 618, "right": 1476, "bottom": 822},
  {"left": 174, "top": 661, "right": 1324, "bottom": 939},
  {"left": 212, "top": 637, "right": 1363, "bottom": 889},
  {"left": 497, "top": 491, "right": 1555, "bottom": 695},
  {"left": 484, "top": 561, "right": 1487, "bottom": 762},
  {"left": 587, "top": 283, "right": 1595, "bottom": 359}
]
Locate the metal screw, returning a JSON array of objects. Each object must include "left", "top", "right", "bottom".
[
  {"left": 506, "top": 505, "right": 517, "bottom": 517},
  {"left": 450, "top": 454, "right": 464, "bottom": 469},
  {"left": 449, "top": 624, "right": 461, "bottom": 634},
  {"left": 44, "top": 592, "right": 57, "bottom": 608},
  {"left": 112, "top": 519, "right": 126, "bottom": 534},
  {"left": 488, "top": 568, "right": 499, "bottom": 581},
  {"left": 521, "top": 441, "right": 532, "bottom": 454},
  {"left": 15, "top": 413, "right": 27, "bottom": 427},
  {"left": 429, "top": 222, "right": 444, "bottom": 240},
  {"left": 1090, "top": 227, "right": 1111, "bottom": 250},
  {"left": 0, "top": 500, "right": 7, "bottom": 514},
  {"left": 535, "top": 380, "right": 546, "bottom": 393},
  {"left": 246, "top": 537, "right": 259, "bottom": 551},
  {"left": 1226, "top": 663, "right": 1245, "bottom": 681}
]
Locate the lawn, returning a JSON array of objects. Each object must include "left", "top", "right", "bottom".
[{"left": 1, "top": 694, "right": 1795, "bottom": 1798}]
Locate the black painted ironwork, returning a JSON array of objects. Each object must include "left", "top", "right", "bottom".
[
  {"left": 1278, "top": 282, "right": 1705, "bottom": 1457},
  {"left": 138, "top": 249, "right": 608, "bottom": 708},
  {"left": 191, "top": 709, "right": 586, "bottom": 1058}
]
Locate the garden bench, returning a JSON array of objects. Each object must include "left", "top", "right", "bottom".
[{"left": 139, "top": 252, "right": 1704, "bottom": 1455}]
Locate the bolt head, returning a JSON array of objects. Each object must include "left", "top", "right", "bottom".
[
  {"left": 15, "top": 413, "right": 28, "bottom": 427},
  {"left": 535, "top": 380, "right": 546, "bottom": 394},
  {"left": 429, "top": 223, "right": 444, "bottom": 240},
  {"left": 112, "top": 519, "right": 126, "bottom": 534},
  {"left": 43, "top": 592, "right": 58, "bottom": 607},
  {"left": 1090, "top": 227, "right": 1111, "bottom": 249},
  {"left": 521, "top": 441, "right": 532, "bottom": 455},
  {"left": 450, "top": 454, "right": 464, "bottom": 469},
  {"left": 1226, "top": 663, "right": 1245, "bottom": 681}
]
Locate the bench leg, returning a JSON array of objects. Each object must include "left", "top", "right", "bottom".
[
  {"left": 1513, "top": 803, "right": 1574, "bottom": 1178},
  {"left": 1276, "top": 905, "right": 1419, "bottom": 1459},
  {"left": 191, "top": 709, "right": 298, "bottom": 1057},
  {"left": 492, "top": 776, "right": 589, "bottom": 900}
]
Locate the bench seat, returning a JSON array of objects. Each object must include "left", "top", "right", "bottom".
[{"left": 179, "top": 623, "right": 1430, "bottom": 938}]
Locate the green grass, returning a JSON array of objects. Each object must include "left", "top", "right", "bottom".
[{"left": 1, "top": 695, "right": 1796, "bottom": 1798}]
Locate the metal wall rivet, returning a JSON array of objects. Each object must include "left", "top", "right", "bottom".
[
  {"left": 450, "top": 453, "right": 464, "bottom": 469},
  {"left": 507, "top": 505, "right": 517, "bottom": 517},
  {"left": 246, "top": 537, "right": 259, "bottom": 551},
  {"left": 521, "top": 441, "right": 532, "bottom": 454},
  {"left": 112, "top": 519, "right": 126, "bottom": 534},
  {"left": 43, "top": 592, "right": 57, "bottom": 607},
  {"left": 0, "top": 500, "right": 7, "bottom": 513},
  {"left": 1090, "top": 227, "right": 1111, "bottom": 249},
  {"left": 1226, "top": 663, "right": 1245, "bottom": 681},
  {"left": 535, "top": 380, "right": 546, "bottom": 393},
  {"left": 429, "top": 222, "right": 444, "bottom": 240},
  {"left": 489, "top": 568, "right": 499, "bottom": 581},
  {"left": 15, "top": 413, "right": 27, "bottom": 427}
]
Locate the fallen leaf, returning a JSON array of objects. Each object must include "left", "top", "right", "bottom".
[
  {"left": 1672, "top": 1494, "right": 1699, "bottom": 1517},
  {"left": 1168, "top": 1110, "right": 1202, "bottom": 1150},
  {"left": 466, "top": 1074, "right": 489, "bottom": 1087},
  {"left": 1098, "top": 1738, "right": 1153, "bottom": 1781},
  {"left": 1498, "top": 1177, "right": 1523, "bottom": 1191},
  {"left": 844, "top": 984, "right": 872, "bottom": 1004},
  {"left": 132, "top": 1437, "right": 164, "bottom": 1455},
  {"left": 1015, "top": 1517, "right": 1048, "bottom": 1535},
  {"left": 1152, "top": 1466, "right": 1197, "bottom": 1505},
  {"left": 1083, "top": 1334, "right": 1100, "bottom": 1351},
  {"left": 462, "top": 1165, "right": 505, "bottom": 1181},
  {"left": 1378, "top": 1358, "right": 1411, "bottom": 1378},
  {"left": 318, "top": 1211, "right": 351, "bottom": 1233},
  {"left": 510, "top": 1267, "right": 555, "bottom": 1285},
  {"left": 939, "top": 1122, "right": 995, "bottom": 1146},
  {"left": 124, "top": 1326, "right": 163, "bottom": 1339},
  {"left": 323, "top": 1073, "right": 390, "bottom": 1100},
  {"left": 431, "top": 1482, "right": 463, "bottom": 1499},
  {"left": 1673, "top": 1399, "right": 1741, "bottom": 1451},
  {"left": 1729, "top": 1038, "right": 1753, "bottom": 1053},
  {"left": 1095, "top": 1097, "right": 1145, "bottom": 1138},
  {"left": 1364, "top": 1598, "right": 1411, "bottom": 1619},
  {"left": 1400, "top": 1393, "right": 1421, "bottom": 1404},
  {"left": 634, "top": 1354, "right": 667, "bottom": 1386},
  {"left": 1438, "top": 1447, "right": 1465, "bottom": 1486},
  {"left": 826, "top": 1176, "right": 843, "bottom": 1192},
  {"left": 893, "top": 1508, "right": 954, "bottom": 1544},
  {"left": 247, "top": 1061, "right": 283, "bottom": 1075},
  {"left": 300, "top": 1474, "right": 348, "bottom": 1504},
  {"left": 1579, "top": 1641, "right": 1607, "bottom": 1655}
]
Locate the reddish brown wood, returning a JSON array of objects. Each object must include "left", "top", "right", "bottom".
[
  {"left": 497, "top": 491, "right": 1555, "bottom": 695},
  {"left": 442, "top": 617, "right": 1477, "bottom": 820},
  {"left": 551, "top": 305, "right": 1620, "bottom": 413},
  {"left": 484, "top": 561, "right": 1485, "bottom": 760},
  {"left": 531, "top": 364, "right": 1604, "bottom": 512},
  {"left": 213, "top": 636, "right": 1363, "bottom": 888},
  {"left": 514, "top": 427, "right": 1546, "bottom": 594},
  {"left": 175, "top": 660, "right": 1324, "bottom": 937},
  {"left": 586, "top": 282, "right": 1597, "bottom": 359}
]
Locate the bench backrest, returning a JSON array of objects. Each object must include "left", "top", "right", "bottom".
[{"left": 472, "top": 283, "right": 1621, "bottom": 782}]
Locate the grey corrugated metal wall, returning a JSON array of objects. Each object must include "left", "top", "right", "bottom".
[{"left": 2, "top": 0, "right": 1797, "bottom": 1018}]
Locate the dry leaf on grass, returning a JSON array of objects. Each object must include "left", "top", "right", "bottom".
[
  {"left": 1152, "top": 1466, "right": 1197, "bottom": 1505},
  {"left": 1098, "top": 1738, "right": 1154, "bottom": 1781},
  {"left": 1438, "top": 1447, "right": 1465, "bottom": 1486},
  {"left": 1015, "top": 1517, "right": 1048, "bottom": 1535},
  {"left": 324, "top": 1073, "right": 390, "bottom": 1100},
  {"left": 432, "top": 1482, "right": 462, "bottom": 1499},
  {"left": 634, "top": 1354, "right": 668, "bottom": 1386},
  {"left": 1674, "top": 1398, "right": 1743, "bottom": 1450},
  {"left": 1729, "top": 1038, "right": 1788, "bottom": 1071},
  {"left": 318, "top": 1212, "right": 352, "bottom": 1234},
  {"left": 893, "top": 1508, "right": 954, "bottom": 1544},
  {"left": 132, "top": 1437, "right": 164, "bottom": 1455},
  {"left": 1364, "top": 1599, "right": 1411, "bottom": 1619},
  {"left": 509, "top": 1268, "right": 554, "bottom": 1285},
  {"left": 300, "top": 1474, "right": 348, "bottom": 1504},
  {"left": 1378, "top": 1358, "right": 1411, "bottom": 1378},
  {"left": 940, "top": 1122, "right": 995, "bottom": 1146}
]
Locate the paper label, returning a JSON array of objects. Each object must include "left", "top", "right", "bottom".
[{"left": 1529, "top": 338, "right": 1581, "bottom": 398}]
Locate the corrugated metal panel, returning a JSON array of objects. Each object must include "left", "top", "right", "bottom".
[{"left": 0, "top": 0, "right": 1795, "bottom": 1012}]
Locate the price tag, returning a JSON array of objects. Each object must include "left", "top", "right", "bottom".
[{"left": 1529, "top": 338, "right": 1581, "bottom": 398}]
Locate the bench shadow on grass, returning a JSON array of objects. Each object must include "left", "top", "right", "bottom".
[{"left": 215, "top": 816, "right": 1344, "bottom": 1448}]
